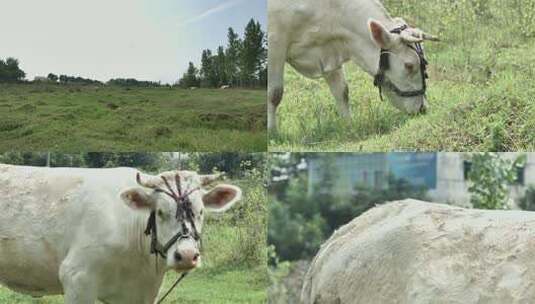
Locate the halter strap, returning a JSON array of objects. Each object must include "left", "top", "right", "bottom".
[
  {"left": 143, "top": 174, "right": 201, "bottom": 259},
  {"left": 373, "top": 24, "right": 429, "bottom": 101}
]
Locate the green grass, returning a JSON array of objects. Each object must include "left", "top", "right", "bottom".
[
  {"left": 0, "top": 267, "right": 266, "bottom": 304},
  {"left": 0, "top": 224, "right": 267, "bottom": 304},
  {"left": 0, "top": 85, "right": 266, "bottom": 151},
  {"left": 270, "top": 1, "right": 535, "bottom": 152}
]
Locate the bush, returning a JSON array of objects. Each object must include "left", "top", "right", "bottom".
[{"left": 467, "top": 153, "right": 525, "bottom": 210}]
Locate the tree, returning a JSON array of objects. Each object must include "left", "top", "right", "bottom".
[
  {"left": 176, "top": 20, "right": 266, "bottom": 89},
  {"left": 83, "top": 153, "right": 163, "bottom": 171},
  {"left": 225, "top": 27, "right": 241, "bottom": 87},
  {"left": 178, "top": 62, "right": 200, "bottom": 88},
  {"left": 240, "top": 19, "right": 266, "bottom": 87},
  {"left": 216, "top": 46, "right": 227, "bottom": 86},
  {"left": 192, "top": 153, "right": 265, "bottom": 178},
  {"left": 467, "top": 153, "right": 526, "bottom": 210},
  {"left": 47, "top": 73, "right": 58, "bottom": 82},
  {"left": 0, "top": 57, "right": 26, "bottom": 83},
  {"left": 200, "top": 49, "right": 218, "bottom": 87}
]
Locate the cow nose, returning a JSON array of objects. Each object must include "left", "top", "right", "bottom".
[{"left": 175, "top": 249, "right": 200, "bottom": 268}]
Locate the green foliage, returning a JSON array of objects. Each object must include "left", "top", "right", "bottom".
[
  {"left": 192, "top": 152, "right": 266, "bottom": 178},
  {"left": 466, "top": 153, "right": 525, "bottom": 209},
  {"left": 178, "top": 19, "right": 266, "bottom": 89},
  {"left": 268, "top": 167, "right": 428, "bottom": 262},
  {"left": 47, "top": 73, "right": 58, "bottom": 83},
  {"left": 58, "top": 74, "right": 102, "bottom": 85},
  {"left": 0, "top": 84, "right": 266, "bottom": 151},
  {"left": 240, "top": 19, "right": 267, "bottom": 88},
  {"left": 0, "top": 57, "right": 25, "bottom": 83},
  {"left": 226, "top": 27, "right": 241, "bottom": 86},
  {"left": 519, "top": 186, "right": 535, "bottom": 211},
  {"left": 178, "top": 62, "right": 201, "bottom": 88},
  {"left": 271, "top": 0, "right": 535, "bottom": 152},
  {"left": 107, "top": 78, "right": 161, "bottom": 87}
]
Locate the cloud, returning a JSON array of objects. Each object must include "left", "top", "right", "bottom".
[{"left": 179, "top": 0, "right": 246, "bottom": 26}]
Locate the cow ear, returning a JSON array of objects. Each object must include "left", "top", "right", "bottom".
[
  {"left": 202, "top": 184, "right": 241, "bottom": 213},
  {"left": 120, "top": 188, "right": 156, "bottom": 210},
  {"left": 368, "top": 19, "right": 396, "bottom": 49}
]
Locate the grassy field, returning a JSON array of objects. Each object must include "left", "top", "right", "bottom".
[
  {"left": 0, "top": 84, "right": 266, "bottom": 151},
  {"left": 270, "top": 0, "right": 535, "bottom": 152},
  {"left": 0, "top": 175, "right": 268, "bottom": 303}
]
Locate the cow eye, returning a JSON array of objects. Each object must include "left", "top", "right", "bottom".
[
  {"left": 405, "top": 63, "right": 415, "bottom": 73},
  {"left": 157, "top": 210, "right": 164, "bottom": 217}
]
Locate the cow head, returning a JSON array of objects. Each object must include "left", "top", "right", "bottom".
[
  {"left": 120, "top": 170, "right": 241, "bottom": 271},
  {"left": 368, "top": 18, "right": 439, "bottom": 114}
]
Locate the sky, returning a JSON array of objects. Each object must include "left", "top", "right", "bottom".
[{"left": 0, "top": 0, "right": 266, "bottom": 84}]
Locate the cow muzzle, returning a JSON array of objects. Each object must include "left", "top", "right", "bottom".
[{"left": 173, "top": 248, "right": 200, "bottom": 270}]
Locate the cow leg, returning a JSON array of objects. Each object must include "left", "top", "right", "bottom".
[
  {"left": 324, "top": 68, "right": 351, "bottom": 119},
  {"left": 268, "top": 43, "right": 286, "bottom": 132},
  {"left": 60, "top": 263, "right": 97, "bottom": 304}
]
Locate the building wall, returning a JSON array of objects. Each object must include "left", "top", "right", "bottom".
[
  {"left": 307, "top": 154, "right": 389, "bottom": 198},
  {"left": 429, "top": 153, "right": 535, "bottom": 208}
]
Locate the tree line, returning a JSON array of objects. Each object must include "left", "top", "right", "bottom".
[
  {"left": 0, "top": 62, "right": 162, "bottom": 87},
  {"left": 0, "top": 152, "right": 265, "bottom": 179},
  {"left": 177, "top": 18, "right": 267, "bottom": 89}
]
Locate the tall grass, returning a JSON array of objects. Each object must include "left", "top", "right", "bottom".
[
  {"left": 0, "top": 84, "right": 267, "bottom": 151},
  {"left": 270, "top": 0, "right": 535, "bottom": 152}
]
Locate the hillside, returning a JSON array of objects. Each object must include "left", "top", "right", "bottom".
[{"left": 0, "top": 84, "right": 267, "bottom": 151}]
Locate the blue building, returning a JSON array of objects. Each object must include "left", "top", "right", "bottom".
[{"left": 307, "top": 153, "right": 437, "bottom": 198}]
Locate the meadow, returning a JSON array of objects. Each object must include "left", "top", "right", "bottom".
[
  {"left": 0, "top": 84, "right": 267, "bottom": 151},
  {"left": 270, "top": 0, "right": 535, "bottom": 152},
  {"left": 0, "top": 172, "right": 267, "bottom": 304}
]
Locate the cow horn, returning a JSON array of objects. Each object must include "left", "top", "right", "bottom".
[
  {"left": 200, "top": 172, "right": 225, "bottom": 186},
  {"left": 400, "top": 28, "right": 440, "bottom": 43},
  {"left": 422, "top": 33, "right": 440, "bottom": 41},
  {"left": 136, "top": 172, "right": 162, "bottom": 189}
]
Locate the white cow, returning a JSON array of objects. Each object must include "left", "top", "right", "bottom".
[
  {"left": 0, "top": 165, "right": 241, "bottom": 303},
  {"left": 220, "top": 85, "right": 231, "bottom": 90},
  {"left": 268, "top": 0, "right": 439, "bottom": 131},
  {"left": 301, "top": 199, "right": 535, "bottom": 304}
]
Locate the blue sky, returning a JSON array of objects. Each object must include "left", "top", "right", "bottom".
[{"left": 0, "top": 0, "right": 266, "bottom": 84}]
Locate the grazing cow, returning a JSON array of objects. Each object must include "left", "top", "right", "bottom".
[
  {"left": 189, "top": 86, "right": 198, "bottom": 90},
  {"left": 220, "top": 85, "right": 231, "bottom": 90},
  {"left": 268, "top": 0, "right": 439, "bottom": 130},
  {"left": 301, "top": 200, "right": 535, "bottom": 304},
  {"left": 0, "top": 165, "right": 241, "bottom": 304}
]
